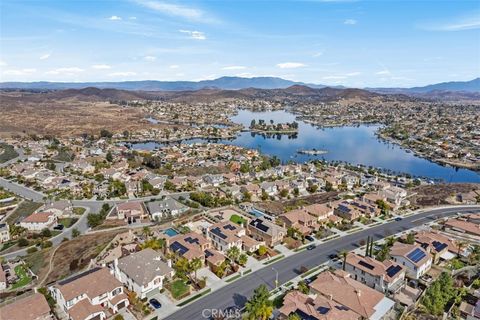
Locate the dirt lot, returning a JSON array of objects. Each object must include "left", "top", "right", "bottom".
[
  {"left": 411, "top": 183, "right": 480, "bottom": 207},
  {"left": 0, "top": 92, "right": 160, "bottom": 137},
  {"left": 257, "top": 191, "right": 340, "bottom": 215},
  {"left": 42, "top": 229, "right": 125, "bottom": 284}
]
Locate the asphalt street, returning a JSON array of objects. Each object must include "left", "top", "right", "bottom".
[{"left": 166, "top": 205, "right": 480, "bottom": 320}]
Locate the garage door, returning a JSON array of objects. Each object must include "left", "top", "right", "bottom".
[
  {"left": 117, "top": 301, "right": 126, "bottom": 310},
  {"left": 145, "top": 287, "right": 160, "bottom": 298}
]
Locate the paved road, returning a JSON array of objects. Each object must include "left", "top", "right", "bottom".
[
  {"left": 166, "top": 205, "right": 480, "bottom": 320},
  {"left": 0, "top": 177, "right": 45, "bottom": 202}
]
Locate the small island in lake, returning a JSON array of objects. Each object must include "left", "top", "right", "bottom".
[
  {"left": 249, "top": 119, "right": 299, "bottom": 133},
  {"left": 297, "top": 149, "right": 328, "bottom": 155}
]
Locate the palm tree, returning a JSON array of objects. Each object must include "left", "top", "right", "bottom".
[
  {"left": 287, "top": 313, "right": 301, "bottom": 320},
  {"left": 238, "top": 253, "right": 248, "bottom": 267},
  {"left": 297, "top": 280, "right": 309, "bottom": 294},
  {"left": 244, "top": 284, "right": 273, "bottom": 320},
  {"left": 226, "top": 246, "right": 241, "bottom": 264},
  {"left": 189, "top": 257, "right": 203, "bottom": 283},
  {"left": 340, "top": 250, "right": 349, "bottom": 271}
]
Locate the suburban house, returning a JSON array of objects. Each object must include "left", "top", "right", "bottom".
[
  {"left": 444, "top": 218, "right": 480, "bottom": 237},
  {"left": 260, "top": 181, "right": 278, "bottom": 197},
  {"left": 241, "top": 184, "right": 262, "bottom": 200},
  {"left": 278, "top": 290, "right": 361, "bottom": 320},
  {"left": 167, "top": 232, "right": 211, "bottom": 261},
  {"left": 0, "top": 222, "right": 10, "bottom": 243},
  {"left": 114, "top": 201, "right": 147, "bottom": 223},
  {"left": 309, "top": 270, "right": 395, "bottom": 320},
  {"left": 414, "top": 230, "right": 461, "bottom": 258},
  {"left": 206, "top": 221, "right": 246, "bottom": 252},
  {"left": 20, "top": 212, "right": 57, "bottom": 231},
  {"left": 380, "top": 186, "right": 408, "bottom": 208},
  {"left": 279, "top": 209, "right": 318, "bottom": 235},
  {"left": 303, "top": 203, "right": 334, "bottom": 222},
  {"left": 204, "top": 248, "right": 226, "bottom": 271},
  {"left": 112, "top": 248, "right": 173, "bottom": 299},
  {"left": 334, "top": 200, "right": 379, "bottom": 221},
  {"left": 146, "top": 197, "right": 188, "bottom": 220},
  {"left": 247, "top": 217, "right": 286, "bottom": 247},
  {"left": 42, "top": 200, "right": 73, "bottom": 218},
  {"left": 389, "top": 242, "right": 432, "bottom": 279},
  {"left": 49, "top": 267, "right": 129, "bottom": 320},
  {"left": 413, "top": 232, "right": 451, "bottom": 262},
  {"left": 0, "top": 292, "right": 52, "bottom": 320},
  {"left": 344, "top": 253, "right": 406, "bottom": 293}
]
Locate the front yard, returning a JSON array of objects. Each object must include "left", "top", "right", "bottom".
[
  {"left": 167, "top": 279, "right": 191, "bottom": 300},
  {"left": 59, "top": 217, "right": 78, "bottom": 228}
]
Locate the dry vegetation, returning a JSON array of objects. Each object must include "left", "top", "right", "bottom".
[
  {"left": 44, "top": 229, "right": 125, "bottom": 284},
  {"left": 411, "top": 183, "right": 480, "bottom": 207},
  {"left": 0, "top": 91, "right": 156, "bottom": 137}
]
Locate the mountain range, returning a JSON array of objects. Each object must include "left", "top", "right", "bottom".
[{"left": 0, "top": 76, "right": 478, "bottom": 93}]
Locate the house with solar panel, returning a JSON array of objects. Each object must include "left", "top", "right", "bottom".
[
  {"left": 344, "top": 253, "right": 406, "bottom": 294},
  {"left": 166, "top": 232, "right": 211, "bottom": 262},
  {"left": 247, "top": 217, "right": 286, "bottom": 247},
  {"left": 389, "top": 243, "right": 432, "bottom": 279},
  {"left": 413, "top": 232, "right": 451, "bottom": 263},
  {"left": 206, "top": 221, "right": 246, "bottom": 252}
]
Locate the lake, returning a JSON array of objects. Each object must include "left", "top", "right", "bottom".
[{"left": 131, "top": 109, "right": 480, "bottom": 183}]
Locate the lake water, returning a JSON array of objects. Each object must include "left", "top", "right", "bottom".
[{"left": 132, "top": 110, "right": 480, "bottom": 183}]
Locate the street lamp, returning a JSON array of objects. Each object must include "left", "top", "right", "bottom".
[{"left": 272, "top": 267, "right": 279, "bottom": 288}]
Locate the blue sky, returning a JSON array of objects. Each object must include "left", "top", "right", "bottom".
[{"left": 0, "top": 0, "right": 479, "bottom": 87}]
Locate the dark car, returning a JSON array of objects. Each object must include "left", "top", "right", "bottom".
[
  {"left": 307, "top": 244, "right": 316, "bottom": 250},
  {"left": 53, "top": 224, "right": 64, "bottom": 231},
  {"left": 305, "top": 235, "right": 315, "bottom": 242},
  {"left": 149, "top": 298, "right": 162, "bottom": 309},
  {"left": 394, "top": 217, "right": 403, "bottom": 221},
  {"left": 328, "top": 253, "right": 338, "bottom": 260}
]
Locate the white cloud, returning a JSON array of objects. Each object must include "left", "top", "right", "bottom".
[
  {"left": 39, "top": 53, "right": 51, "bottom": 60},
  {"left": 108, "top": 71, "right": 137, "bottom": 77},
  {"left": 134, "top": 0, "right": 214, "bottom": 23},
  {"left": 346, "top": 72, "right": 361, "bottom": 76},
  {"left": 222, "top": 66, "right": 246, "bottom": 70},
  {"left": 91, "top": 64, "right": 112, "bottom": 69},
  {"left": 3, "top": 68, "right": 36, "bottom": 76},
  {"left": 0, "top": 60, "right": 7, "bottom": 66},
  {"left": 109, "top": 15, "right": 122, "bottom": 21},
  {"left": 179, "top": 29, "right": 206, "bottom": 40},
  {"left": 322, "top": 75, "right": 347, "bottom": 80},
  {"left": 424, "top": 15, "right": 480, "bottom": 31},
  {"left": 376, "top": 69, "right": 391, "bottom": 75},
  {"left": 344, "top": 19, "right": 357, "bottom": 25},
  {"left": 169, "top": 64, "right": 179, "bottom": 69},
  {"left": 276, "top": 62, "right": 306, "bottom": 69},
  {"left": 45, "top": 67, "right": 84, "bottom": 75},
  {"left": 144, "top": 55, "right": 157, "bottom": 61}
]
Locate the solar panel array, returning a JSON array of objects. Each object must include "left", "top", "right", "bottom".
[
  {"left": 386, "top": 265, "right": 402, "bottom": 277},
  {"left": 223, "top": 224, "right": 236, "bottom": 231},
  {"left": 170, "top": 241, "right": 189, "bottom": 255},
  {"left": 407, "top": 248, "right": 426, "bottom": 263},
  {"left": 204, "top": 250, "right": 214, "bottom": 258},
  {"left": 432, "top": 241, "right": 448, "bottom": 252},
  {"left": 211, "top": 227, "right": 227, "bottom": 240},
  {"left": 185, "top": 236, "right": 199, "bottom": 244},
  {"left": 250, "top": 218, "right": 270, "bottom": 232},
  {"left": 358, "top": 260, "right": 375, "bottom": 270}
]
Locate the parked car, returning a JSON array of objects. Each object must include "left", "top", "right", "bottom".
[
  {"left": 53, "top": 224, "right": 64, "bottom": 231},
  {"left": 149, "top": 298, "right": 162, "bottom": 309},
  {"left": 307, "top": 244, "right": 316, "bottom": 250},
  {"left": 328, "top": 253, "right": 338, "bottom": 260},
  {"left": 394, "top": 217, "right": 403, "bottom": 221},
  {"left": 305, "top": 235, "right": 315, "bottom": 242}
]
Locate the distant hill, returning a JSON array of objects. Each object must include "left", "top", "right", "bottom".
[
  {"left": 0, "top": 76, "right": 336, "bottom": 91},
  {"left": 371, "top": 78, "right": 480, "bottom": 94}
]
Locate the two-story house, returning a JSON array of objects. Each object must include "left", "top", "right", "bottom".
[
  {"left": 206, "top": 221, "right": 246, "bottom": 252},
  {"left": 389, "top": 242, "right": 432, "bottom": 279}
]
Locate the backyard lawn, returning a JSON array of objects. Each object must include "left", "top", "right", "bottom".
[
  {"left": 168, "top": 279, "right": 190, "bottom": 300},
  {"left": 230, "top": 214, "right": 246, "bottom": 225},
  {"left": 11, "top": 265, "right": 32, "bottom": 289}
]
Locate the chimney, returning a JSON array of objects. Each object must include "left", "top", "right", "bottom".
[
  {"left": 328, "top": 294, "right": 333, "bottom": 300},
  {"left": 356, "top": 289, "right": 361, "bottom": 297}
]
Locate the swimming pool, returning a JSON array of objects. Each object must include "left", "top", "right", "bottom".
[
  {"left": 249, "top": 208, "right": 265, "bottom": 217},
  {"left": 164, "top": 228, "right": 179, "bottom": 237}
]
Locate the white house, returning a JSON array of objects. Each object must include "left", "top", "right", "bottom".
[
  {"left": 0, "top": 223, "right": 10, "bottom": 243},
  {"left": 206, "top": 221, "right": 246, "bottom": 252},
  {"left": 49, "top": 267, "right": 129, "bottom": 320},
  {"left": 113, "top": 248, "right": 173, "bottom": 299},
  {"left": 390, "top": 242, "right": 432, "bottom": 279},
  {"left": 20, "top": 212, "right": 57, "bottom": 231},
  {"left": 146, "top": 197, "right": 188, "bottom": 220}
]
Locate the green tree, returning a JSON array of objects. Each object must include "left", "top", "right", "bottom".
[
  {"left": 106, "top": 151, "right": 113, "bottom": 162},
  {"left": 340, "top": 250, "right": 348, "bottom": 270},
  {"left": 71, "top": 228, "right": 80, "bottom": 238},
  {"left": 297, "top": 280, "right": 309, "bottom": 294},
  {"left": 226, "top": 246, "right": 241, "bottom": 264},
  {"left": 18, "top": 238, "right": 29, "bottom": 247},
  {"left": 257, "top": 245, "right": 267, "bottom": 256},
  {"left": 243, "top": 284, "right": 273, "bottom": 320},
  {"left": 287, "top": 313, "right": 301, "bottom": 320},
  {"left": 238, "top": 253, "right": 248, "bottom": 266},
  {"left": 405, "top": 232, "right": 415, "bottom": 244},
  {"left": 189, "top": 257, "right": 203, "bottom": 283},
  {"left": 40, "top": 228, "right": 52, "bottom": 238}
]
